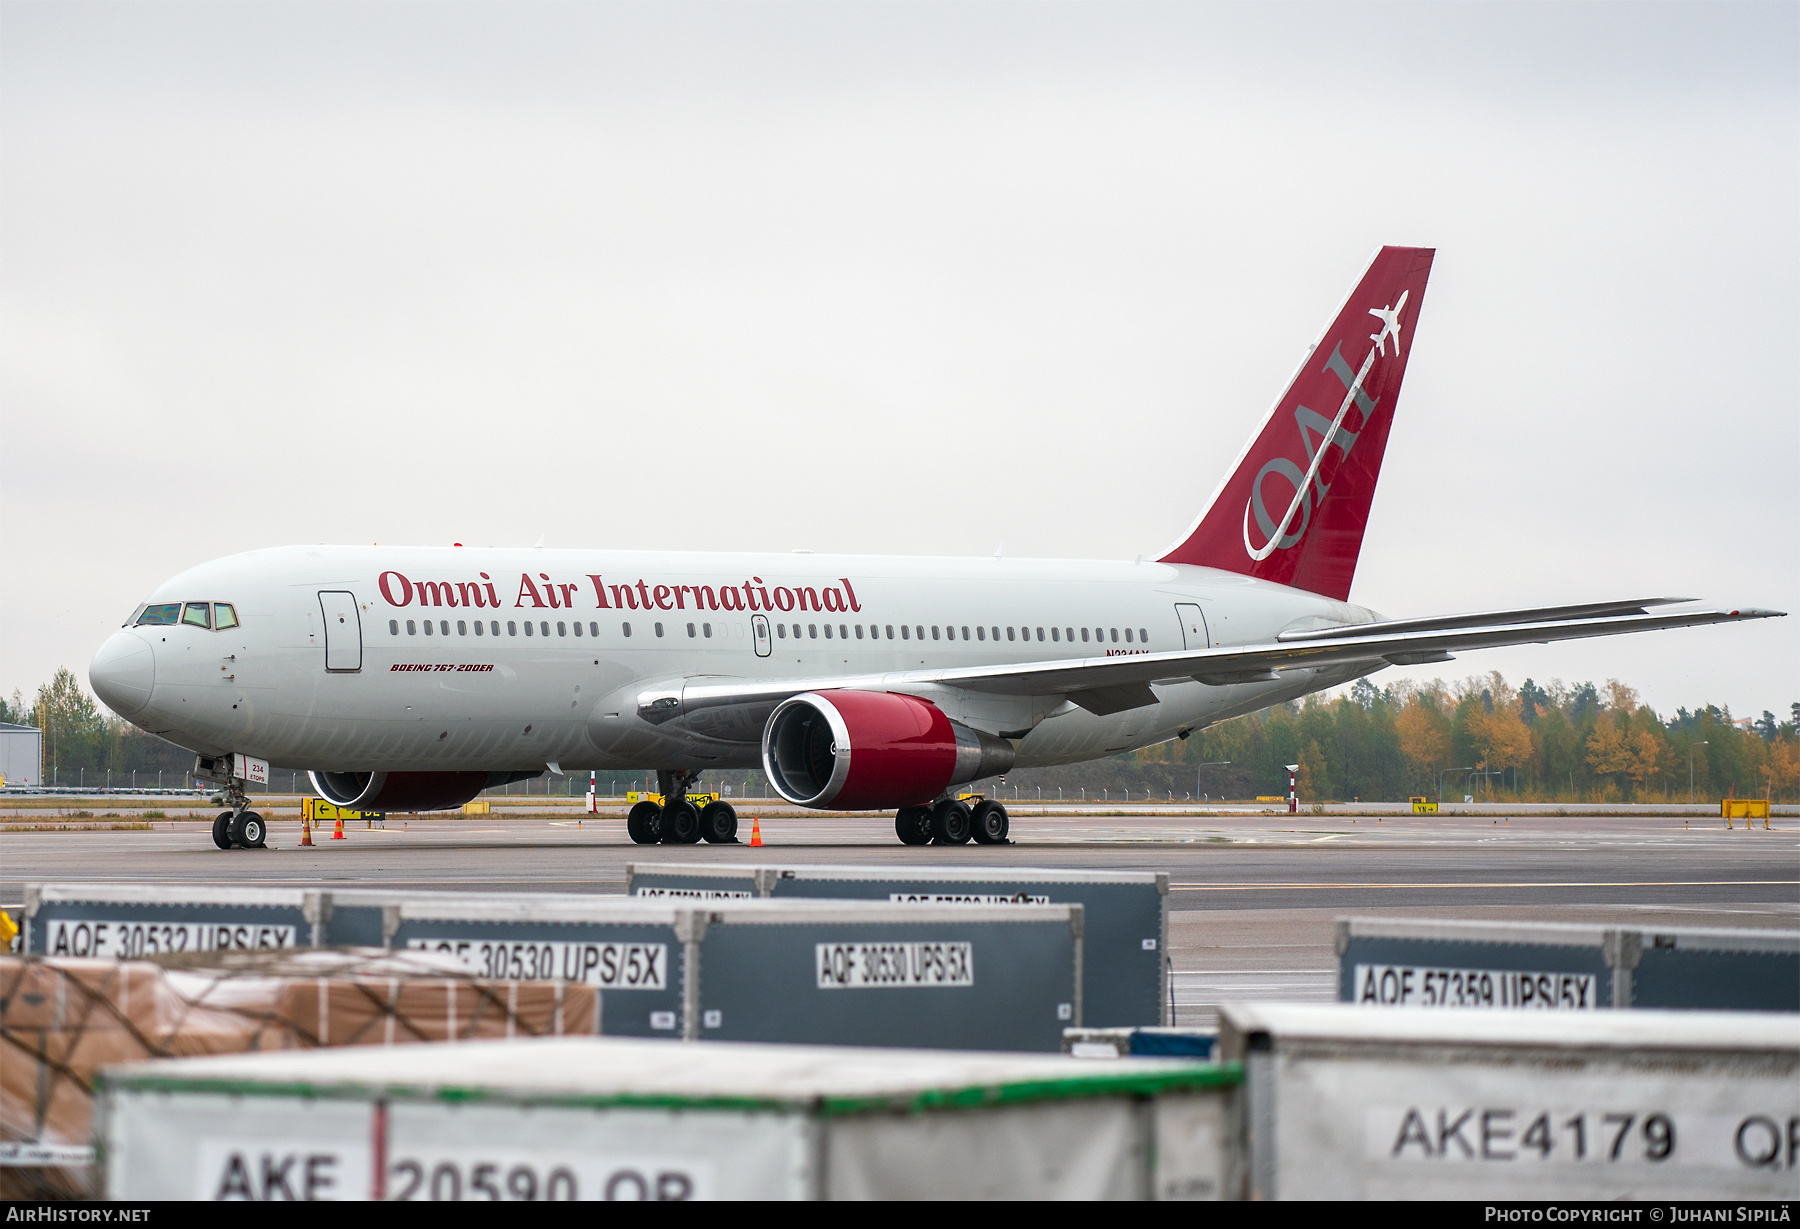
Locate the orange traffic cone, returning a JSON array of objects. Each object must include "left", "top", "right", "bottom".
[
  {"left": 332, "top": 816, "right": 346, "bottom": 840},
  {"left": 749, "top": 816, "right": 763, "bottom": 847},
  {"left": 300, "top": 816, "right": 314, "bottom": 846}
]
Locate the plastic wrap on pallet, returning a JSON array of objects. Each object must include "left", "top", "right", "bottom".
[{"left": 0, "top": 951, "right": 598, "bottom": 1199}]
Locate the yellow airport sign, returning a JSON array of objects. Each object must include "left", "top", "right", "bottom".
[{"left": 302, "top": 797, "right": 377, "bottom": 823}]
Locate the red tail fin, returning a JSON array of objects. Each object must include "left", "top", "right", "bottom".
[{"left": 1159, "top": 246, "right": 1434, "bottom": 601}]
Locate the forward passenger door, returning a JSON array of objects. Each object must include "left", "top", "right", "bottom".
[{"left": 319, "top": 591, "right": 363, "bottom": 672}]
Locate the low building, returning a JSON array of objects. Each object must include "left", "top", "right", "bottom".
[{"left": 0, "top": 722, "right": 43, "bottom": 787}]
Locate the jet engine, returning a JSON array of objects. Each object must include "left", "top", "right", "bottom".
[
  {"left": 307, "top": 770, "right": 538, "bottom": 813},
  {"left": 761, "top": 690, "right": 1015, "bottom": 811}
]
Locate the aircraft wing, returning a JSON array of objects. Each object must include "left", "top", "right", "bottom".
[{"left": 641, "top": 600, "right": 1783, "bottom": 730}]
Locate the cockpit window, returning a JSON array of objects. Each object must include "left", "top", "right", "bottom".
[
  {"left": 181, "top": 603, "right": 212, "bottom": 629},
  {"left": 214, "top": 603, "right": 239, "bottom": 630},
  {"left": 136, "top": 603, "right": 182, "bottom": 626}
]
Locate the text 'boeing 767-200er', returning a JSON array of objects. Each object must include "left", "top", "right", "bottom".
[{"left": 89, "top": 246, "right": 1782, "bottom": 850}]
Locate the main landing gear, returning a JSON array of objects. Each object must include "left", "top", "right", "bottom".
[
  {"left": 628, "top": 770, "right": 739, "bottom": 846},
  {"left": 895, "top": 796, "right": 1009, "bottom": 847},
  {"left": 209, "top": 779, "right": 267, "bottom": 850}
]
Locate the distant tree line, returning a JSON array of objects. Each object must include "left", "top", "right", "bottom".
[
  {"left": 1006, "top": 674, "right": 1797, "bottom": 804},
  {"left": 8, "top": 667, "right": 1797, "bottom": 803}
]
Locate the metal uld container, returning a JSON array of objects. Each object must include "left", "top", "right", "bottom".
[
  {"left": 1219, "top": 1002, "right": 1800, "bottom": 1201},
  {"left": 628, "top": 862, "right": 1167, "bottom": 1026},
  {"left": 97, "top": 1037, "right": 1242, "bottom": 1200},
  {"left": 21, "top": 883, "right": 325, "bottom": 956},
  {"left": 682, "top": 899, "right": 1083, "bottom": 1051},
  {"left": 1337, "top": 917, "right": 1800, "bottom": 1011},
  {"left": 372, "top": 894, "right": 688, "bottom": 1039},
  {"left": 1065, "top": 1028, "right": 1217, "bottom": 1060}
]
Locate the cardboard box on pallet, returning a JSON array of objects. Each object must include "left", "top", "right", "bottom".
[{"left": 0, "top": 950, "right": 598, "bottom": 1200}]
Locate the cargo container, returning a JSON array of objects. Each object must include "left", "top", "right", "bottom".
[
  {"left": 628, "top": 862, "right": 1167, "bottom": 1026},
  {"left": 1219, "top": 1003, "right": 1800, "bottom": 1200},
  {"left": 1065, "top": 1028, "right": 1217, "bottom": 1059},
  {"left": 1337, "top": 916, "right": 1800, "bottom": 1012},
  {"left": 24, "top": 886, "right": 1084, "bottom": 1050},
  {"left": 97, "top": 1036, "right": 1242, "bottom": 1200}
]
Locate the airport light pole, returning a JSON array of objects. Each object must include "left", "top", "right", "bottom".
[
  {"left": 1438, "top": 766, "right": 1474, "bottom": 808},
  {"left": 1195, "top": 761, "right": 1230, "bottom": 802},
  {"left": 1690, "top": 741, "right": 1708, "bottom": 805}
]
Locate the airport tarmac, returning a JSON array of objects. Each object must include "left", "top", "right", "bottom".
[{"left": 4, "top": 809, "right": 1794, "bottom": 1029}]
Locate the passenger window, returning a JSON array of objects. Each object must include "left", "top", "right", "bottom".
[
  {"left": 494, "top": 622, "right": 502, "bottom": 636},
  {"left": 523, "top": 622, "right": 532, "bottom": 637},
  {"left": 424, "top": 620, "right": 435, "bottom": 636},
  {"left": 961, "top": 626, "right": 970, "bottom": 640},
  {"left": 931, "top": 626, "right": 940, "bottom": 640},
  {"left": 687, "top": 622, "right": 696, "bottom": 638},
  {"left": 135, "top": 603, "right": 182, "bottom": 626},
  {"left": 557, "top": 622, "right": 566, "bottom": 636},
  {"left": 508, "top": 621, "right": 518, "bottom": 635},
  {"left": 588, "top": 622, "right": 597, "bottom": 636},
  {"left": 389, "top": 619, "right": 399, "bottom": 636},
  {"left": 655, "top": 623, "right": 665, "bottom": 637},
  {"left": 704, "top": 623, "right": 713, "bottom": 638},
  {"left": 840, "top": 624, "right": 848, "bottom": 639},
  {"left": 1006, "top": 627, "right": 1015, "bottom": 641},
  {"left": 441, "top": 621, "right": 450, "bottom": 636},
  {"left": 778, "top": 624, "right": 787, "bottom": 639},
  {"left": 1034, "top": 627, "right": 1043, "bottom": 641},
  {"left": 976, "top": 626, "right": 985, "bottom": 641},
  {"left": 540, "top": 621, "right": 550, "bottom": 637},
  {"left": 406, "top": 620, "right": 417, "bottom": 635},
  {"left": 1066, "top": 628, "right": 1075, "bottom": 643},
  {"left": 991, "top": 627, "right": 1000, "bottom": 641},
  {"left": 1110, "top": 628, "right": 1118, "bottom": 642},
  {"left": 458, "top": 620, "right": 468, "bottom": 636},
  {"left": 1124, "top": 628, "right": 1133, "bottom": 643},
  {"left": 214, "top": 604, "right": 239, "bottom": 630},
  {"left": 182, "top": 603, "right": 211, "bottom": 629},
  {"left": 855, "top": 625, "right": 864, "bottom": 639},
  {"left": 1051, "top": 627, "right": 1059, "bottom": 641},
  {"left": 900, "top": 625, "right": 909, "bottom": 640},
  {"left": 474, "top": 620, "right": 484, "bottom": 636},
  {"left": 573, "top": 622, "right": 583, "bottom": 637},
  {"left": 793, "top": 624, "right": 801, "bottom": 639},
  {"left": 621, "top": 622, "right": 631, "bottom": 637},
  {"left": 823, "top": 624, "right": 832, "bottom": 639},
  {"left": 1081, "top": 628, "right": 1089, "bottom": 642},
  {"left": 1140, "top": 628, "right": 1148, "bottom": 643}
]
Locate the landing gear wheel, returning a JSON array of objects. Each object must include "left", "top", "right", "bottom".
[
  {"left": 230, "top": 811, "right": 267, "bottom": 849},
  {"left": 700, "top": 801, "right": 738, "bottom": 844},
  {"left": 627, "top": 801, "right": 662, "bottom": 845},
  {"left": 930, "top": 799, "right": 974, "bottom": 845},
  {"left": 661, "top": 799, "right": 703, "bottom": 844},
  {"left": 971, "top": 800, "right": 1010, "bottom": 845},
  {"left": 895, "top": 806, "right": 933, "bottom": 846},
  {"left": 212, "top": 812, "right": 234, "bottom": 850}
]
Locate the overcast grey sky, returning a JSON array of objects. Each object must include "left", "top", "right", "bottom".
[{"left": 3, "top": 1, "right": 1795, "bottom": 719}]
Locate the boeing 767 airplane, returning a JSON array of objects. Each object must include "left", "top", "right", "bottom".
[{"left": 87, "top": 247, "right": 1781, "bottom": 849}]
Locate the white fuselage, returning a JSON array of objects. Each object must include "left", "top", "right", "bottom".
[{"left": 94, "top": 546, "right": 1383, "bottom": 775}]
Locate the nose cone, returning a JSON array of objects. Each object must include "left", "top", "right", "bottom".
[{"left": 91, "top": 631, "right": 156, "bottom": 717}]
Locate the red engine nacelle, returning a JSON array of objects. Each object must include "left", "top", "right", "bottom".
[
  {"left": 307, "top": 770, "right": 532, "bottom": 813},
  {"left": 761, "top": 690, "right": 1015, "bottom": 811}
]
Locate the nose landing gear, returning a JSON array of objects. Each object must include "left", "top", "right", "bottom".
[
  {"left": 627, "top": 770, "right": 740, "bottom": 845},
  {"left": 208, "top": 781, "right": 266, "bottom": 850}
]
